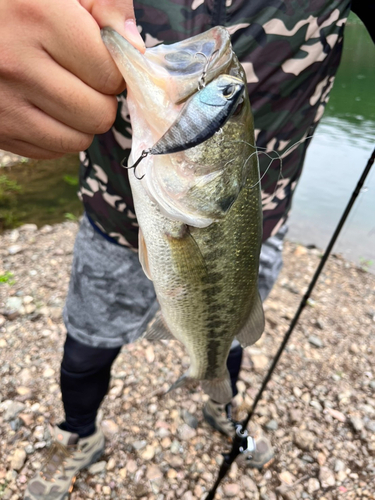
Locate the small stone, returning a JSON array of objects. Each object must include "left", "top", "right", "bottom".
[
  {"left": 133, "top": 440, "right": 147, "bottom": 451},
  {"left": 293, "top": 387, "right": 302, "bottom": 398},
  {"left": 8, "top": 245, "right": 23, "bottom": 255},
  {"left": 251, "top": 354, "right": 269, "bottom": 371},
  {"left": 141, "top": 445, "right": 155, "bottom": 460},
  {"left": 182, "top": 410, "right": 198, "bottom": 429},
  {"left": 301, "top": 392, "right": 311, "bottom": 404},
  {"left": 134, "top": 484, "right": 148, "bottom": 497},
  {"left": 181, "top": 492, "right": 195, "bottom": 500},
  {"left": 146, "top": 465, "right": 162, "bottom": 481},
  {"left": 145, "top": 345, "right": 155, "bottom": 363},
  {"left": 126, "top": 460, "right": 137, "bottom": 474},
  {"left": 106, "top": 458, "right": 116, "bottom": 471},
  {"left": 223, "top": 483, "right": 241, "bottom": 497},
  {"left": 3, "top": 402, "right": 25, "bottom": 421},
  {"left": 6, "top": 297, "right": 23, "bottom": 312},
  {"left": 16, "top": 387, "right": 32, "bottom": 397},
  {"left": 119, "top": 467, "right": 127, "bottom": 479},
  {"left": 102, "top": 485, "right": 111, "bottom": 495},
  {"left": 19, "top": 223, "right": 37, "bottom": 232},
  {"left": 334, "top": 459, "right": 345, "bottom": 472},
  {"left": 101, "top": 419, "right": 119, "bottom": 438},
  {"left": 279, "top": 471, "right": 295, "bottom": 485},
  {"left": 18, "top": 413, "right": 34, "bottom": 426},
  {"left": 350, "top": 417, "right": 364, "bottom": 432},
  {"left": 294, "top": 430, "right": 316, "bottom": 451},
  {"left": 24, "top": 445, "right": 34, "bottom": 454},
  {"left": 307, "top": 478, "right": 320, "bottom": 494},
  {"left": 88, "top": 461, "right": 106, "bottom": 474},
  {"left": 326, "top": 408, "right": 346, "bottom": 422},
  {"left": 289, "top": 409, "right": 302, "bottom": 423},
  {"left": 241, "top": 476, "right": 259, "bottom": 498},
  {"left": 178, "top": 423, "right": 197, "bottom": 440},
  {"left": 10, "top": 449, "right": 27, "bottom": 471},
  {"left": 265, "top": 419, "right": 278, "bottom": 431},
  {"left": 317, "top": 452, "right": 326, "bottom": 466},
  {"left": 0, "top": 315, "right": 6, "bottom": 327},
  {"left": 319, "top": 466, "right": 336, "bottom": 488},
  {"left": 308, "top": 336, "right": 324, "bottom": 348},
  {"left": 42, "top": 368, "right": 55, "bottom": 378},
  {"left": 167, "top": 468, "right": 177, "bottom": 479},
  {"left": 336, "top": 470, "right": 347, "bottom": 482},
  {"left": 23, "top": 296, "right": 34, "bottom": 305},
  {"left": 365, "top": 420, "right": 375, "bottom": 432},
  {"left": 294, "top": 245, "right": 307, "bottom": 256},
  {"left": 310, "top": 400, "right": 323, "bottom": 411},
  {"left": 40, "top": 225, "right": 53, "bottom": 233}
]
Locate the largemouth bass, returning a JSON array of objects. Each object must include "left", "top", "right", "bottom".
[{"left": 102, "top": 26, "right": 264, "bottom": 404}]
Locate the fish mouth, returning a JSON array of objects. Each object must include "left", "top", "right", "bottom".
[{"left": 101, "top": 26, "right": 234, "bottom": 104}]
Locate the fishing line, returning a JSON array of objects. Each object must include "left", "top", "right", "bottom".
[{"left": 205, "top": 147, "right": 375, "bottom": 500}]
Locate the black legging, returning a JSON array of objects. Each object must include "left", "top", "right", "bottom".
[{"left": 60, "top": 334, "right": 242, "bottom": 437}]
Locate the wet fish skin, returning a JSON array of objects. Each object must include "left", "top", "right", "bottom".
[{"left": 102, "top": 27, "right": 264, "bottom": 404}]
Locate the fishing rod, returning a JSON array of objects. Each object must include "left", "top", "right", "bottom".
[{"left": 206, "top": 146, "right": 375, "bottom": 500}]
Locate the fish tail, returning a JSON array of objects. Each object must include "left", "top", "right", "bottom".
[{"left": 201, "top": 371, "right": 232, "bottom": 405}]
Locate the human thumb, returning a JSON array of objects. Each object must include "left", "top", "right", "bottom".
[{"left": 80, "top": 0, "right": 145, "bottom": 52}]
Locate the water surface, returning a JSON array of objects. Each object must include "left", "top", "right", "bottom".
[{"left": 288, "top": 16, "right": 375, "bottom": 269}]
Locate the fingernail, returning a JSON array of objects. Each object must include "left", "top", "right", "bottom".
[{"left": 124, "top": 19, "right": 146, "bottom": 52}]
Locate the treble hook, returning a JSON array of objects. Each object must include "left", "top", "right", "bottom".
[
  {"left": 195, "top": 50, "right": 219, "bottom": 90},
  {"left": 121, "top": 149, "right": 150, "bottom": 180}
]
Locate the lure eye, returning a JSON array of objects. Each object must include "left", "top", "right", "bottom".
[{"left": 222, "top": 84, "right": 236, "bottom": 99}]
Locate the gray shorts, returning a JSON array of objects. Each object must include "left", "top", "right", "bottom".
[{"left": 63, "top": 215, "right": 287, "bottom": 348}]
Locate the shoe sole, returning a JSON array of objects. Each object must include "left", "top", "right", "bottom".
[{"left": 24, "top": 445, "right": 105, "bottom": 500}]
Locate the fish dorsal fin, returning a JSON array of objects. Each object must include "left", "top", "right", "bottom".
[
  {"left": 139, "top": 229, "right": 152, "bottom": 280},
  {"left": 144, "top": 310, "right": 175, "bottom": 341},
  {"left": 236, "top": 292, "right": 265, "bottom": 347}
]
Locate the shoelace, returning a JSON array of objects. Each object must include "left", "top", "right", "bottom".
[{"left": 40, "top": 441, "right": 75, "bottom": 481}]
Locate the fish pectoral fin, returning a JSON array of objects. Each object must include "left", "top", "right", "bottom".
[
  {"left": 236, "top": 292, "right": 265, "bottom": 347},
  {"left": 201, "top": 370, "right": 232, "bottom": 405},
  {"left": 167, "top": 226, "right": 207, "bottom": 279},
  {"left": 143, "top": 310, "right": 175, "bottom": 341},
  {"left": 165, "top": 371, "right": 191, "bottom": 395},
  {"left": 139, "top": 228, "right": 152, "bottom": 280}
]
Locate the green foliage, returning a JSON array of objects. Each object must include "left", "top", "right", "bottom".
[
  {"left": 0, "top": 175, "right": 22, "bottom": 231},
  {"left": 63, "top": 174, "right": 79, "bottom": 186},
  {"left": 0, "top": 271, "right": 15, "bottom": 285},
  {"left": 64, "top": 212, "right": 78, "bottom": 222},
  {"left": 0, "top": 175, "right": 22, "bottom": 198},
  {"left": 359, "top": 257, "right": 373, "bottom": 272}
]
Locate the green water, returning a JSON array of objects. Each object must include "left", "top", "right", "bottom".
[
  {"left": 0, "top": 155, "right": 82, "bottom": 231},
  {"left": 288, "top": 14, "right": 375, "bottom": 269}
]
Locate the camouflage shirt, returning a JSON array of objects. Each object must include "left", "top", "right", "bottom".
[{"left": 79, "top": 0, "right": 351, "bottom": 249}]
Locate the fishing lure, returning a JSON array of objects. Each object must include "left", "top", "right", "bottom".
[{"left": 124, "top": 73, "right": 245, "bottom": 179}]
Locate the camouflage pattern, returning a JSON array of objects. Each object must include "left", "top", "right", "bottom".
[{"left": 80, "top": 0, "right": 351, "bottom": 247}]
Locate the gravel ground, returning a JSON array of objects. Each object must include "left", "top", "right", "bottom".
[{"left": 0, "top": 222, "right": 374, "bottom": 500}]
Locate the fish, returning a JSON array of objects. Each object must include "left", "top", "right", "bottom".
[{"left": 102, "top": 26, "right": 265, "bottom": 404}]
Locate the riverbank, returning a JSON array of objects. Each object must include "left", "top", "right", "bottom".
[{"left": 0, "top": 221, "right": 374, "bottom": 499}]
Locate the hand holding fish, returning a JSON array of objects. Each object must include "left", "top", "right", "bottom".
[{"left": 0, "top": 0, "right": 143, "bottom": 159}]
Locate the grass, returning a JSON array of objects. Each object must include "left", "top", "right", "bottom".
[{"left": 0, "top": 272, "right": 15, "bottom": 285}]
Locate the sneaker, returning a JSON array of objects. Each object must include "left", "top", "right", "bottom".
[
  {"left": 24, "top": 425, "right": 105, "bottom": 499},
  {"left": 203, "top": 399, "right": 274, "bottom": 469},
  {"left": 203, "top": 399, "right": 236, "bottom": 437}
]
